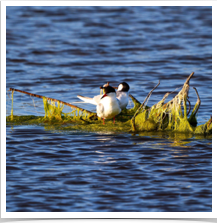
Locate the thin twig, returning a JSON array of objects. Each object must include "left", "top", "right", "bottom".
[
  {"left": 207, "top": 115, "right": 212, "bottom": 128},
  {"left": 129, "top": 94, "right": 141, "bottom": 105},
  {"left": 9, "top": 88, "right": 95, "bottom": 115},
  {"left": 193, "top": 87, "right": 201, "bottom": 115},
  {"left": 184, "top": 72, "right": 194, "bottom": 85},
  {"left": 132, "top": 80, "right": 160, "bottom": 120},
  {"left": 187, "top": 99, "right": 191, "bottom": 116}
]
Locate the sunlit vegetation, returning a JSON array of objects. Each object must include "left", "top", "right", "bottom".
[{"left": 7, "top": 72, "right": 211, "bottom": 135}]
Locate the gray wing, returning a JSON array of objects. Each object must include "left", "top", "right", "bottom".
[
  {"left": 93, "top": 95, "right": 102, "bottom": 105},
  {"left": 77, "top": 94, "right": 102, "bottom": 105}
]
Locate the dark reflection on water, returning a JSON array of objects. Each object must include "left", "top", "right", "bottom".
[{"left": 6, "top": 6, "right": 211, "bottom": 212}]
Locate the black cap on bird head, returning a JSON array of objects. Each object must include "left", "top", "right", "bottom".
[
  {"left": 118, "top": 82, "right": 130, "bottom": 92},
  {"left": 100, "top": 86, "right": 116, "bottom": 99}
]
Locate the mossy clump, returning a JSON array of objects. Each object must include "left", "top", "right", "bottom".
[
  {"left": 131, "top": 72, "right": 211, "bottom": 135},
  {"left": 194, "top": 117, "right": 212, "bottom": 135},
  {"left": 135, "top": 116, "right": 158, "bottom": 132}
]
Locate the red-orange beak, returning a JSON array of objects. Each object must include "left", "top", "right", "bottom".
[{"left": 101, "top": 94, "right": 107, "bottom": 99}]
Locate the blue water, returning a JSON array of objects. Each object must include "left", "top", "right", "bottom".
[{"left": 6, "top": 6, "right": 212, "bottom": 212}]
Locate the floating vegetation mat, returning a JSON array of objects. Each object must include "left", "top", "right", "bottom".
[{"left": 7, "top": 72, "right": 212, "bottom": 136}]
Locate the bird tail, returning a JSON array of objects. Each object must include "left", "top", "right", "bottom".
[{"left": 77, "top": 95, "right": 97, "bottom": 105}]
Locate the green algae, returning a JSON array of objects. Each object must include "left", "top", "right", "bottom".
[
  {"left": 42, "top": 97, "right": 97, "bottom": 123},
  {"left": 132, "top": 92, "right": 170, "bottom": 132},
  {"left": 6, "top": 114, "right": 131, "bottom": 134},
  {"left": 194, "top": 117, "right": 212, "bottom": 135},
  {"left": 130, "top": 72, "right": 211, "bottom": 135},
  {"left": 6, "top": 115, "right": 45, "bottom": 126},
  {"left": 43, "top": 97, "right": 64, "bottom": 120},
  {"left": 10, "top": 89, "right": 14, "bottom": 121},
  {"left": 59, "top": 120, "right": 131, "bottom": 133},
  {"left": 133, "top": 94, "right": 197, "bottom": 134}
]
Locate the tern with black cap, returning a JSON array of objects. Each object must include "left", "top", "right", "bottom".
[
  {"left": 77, "top": 86, "right": 121, "bottom": 124},
  {"left": 115, "top": 82, "right": 130, "bottom": 110}
]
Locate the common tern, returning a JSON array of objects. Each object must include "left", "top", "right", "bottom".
[
  {"left": 77, "top": 86, "right": 121, "bottom": 124},
  {"left": 115, "top": 82, "right": 130, "bottom": 110}
]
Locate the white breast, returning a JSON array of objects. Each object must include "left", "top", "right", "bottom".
[
  {"left": 116, "top": 91, "right": 129, "bottom": 109},
  {"left": 97, "top": 93, "right": 121, "bottom": 119}
]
